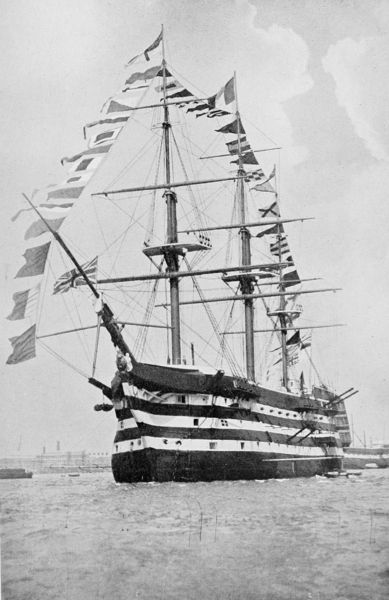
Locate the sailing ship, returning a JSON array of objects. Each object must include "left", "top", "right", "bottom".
[{"left": 6, "top": 28, "right": 355, "bottom": 482}]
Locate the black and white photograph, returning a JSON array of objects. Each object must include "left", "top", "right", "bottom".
[{"left": 1, "top": 1, "right": 388, "bottom": 598}]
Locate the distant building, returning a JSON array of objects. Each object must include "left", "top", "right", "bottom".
[{"left": 0, "top": 450, "right": 111, "bottom": 473}]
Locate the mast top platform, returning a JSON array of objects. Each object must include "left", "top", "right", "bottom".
[
  {"left": 222, "top": 270, "right": 277, "bottom": 283},
  {"left": 143, "top": 240, "right": 212, "bottom": 258}
]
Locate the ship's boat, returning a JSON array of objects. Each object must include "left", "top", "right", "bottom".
[{"left": 6, "top": 28, "right": 357, "bottom": 482}]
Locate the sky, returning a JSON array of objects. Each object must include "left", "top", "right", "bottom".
[{"left": 1, "top": 0, "right": 389, "bottom": 456}]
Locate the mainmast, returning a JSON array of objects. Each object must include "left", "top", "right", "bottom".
[
  {"left": 235, "top": 73, "right": 255, "bottom": 381},
  {"left": 161, "top": 25, "right": 181, "bottom": 364}
]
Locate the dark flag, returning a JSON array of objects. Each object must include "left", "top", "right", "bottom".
[
  {"left": 166, "top": 88, "right": 193, "bottom": 99},
  {"left": 286, "top": 331, "right": 301, "bottom": 346},
  {"left": 156, "top": 67, "right": 172, "bottom": 77},
  {"left": 282, "top": 269, "right": 301, "bottom": 288},
  {"left": 6, "top": 325, "right": 36, "bottom": 364},
  {"left": 242, "top": 152, "right": 259, "bottom": 165},
  {"left": 215, "top": 118, "right": 245, "bottom": 135},
  {"left": 256, "top": 224, "right": 280, "bottom": 238},
  {"left": 231, "top": 152, "right": 259, "bottom": 165},
  {"left": 187, "top": 102, "right": 211, "bottom": 114},
  {"left": 300, "top": 371, "right": 305, "bottom": 389},
  {"left": 15, "top": 242, "right": 51, "bottom": 278}
]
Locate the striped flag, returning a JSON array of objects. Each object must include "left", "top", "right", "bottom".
[
  {"left": 270, "top": 236, "right": 289, "bottom": 256},
  {"left": 215, "top": 76, "right": 235, "bottom": 105},
  {"left": 6, "top": 325, "right": 36, "bottom": 364},
  {"left": 226, "top": 136, "right": 251, "bottom": 155},
  {"left": 7, "top": 285, "right": 40, "bottom": 321},
  {"left": 53, "top": 257, "right": 98, "bottom": 295}
]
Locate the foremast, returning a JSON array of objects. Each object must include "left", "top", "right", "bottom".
[
  {"left": 161, "top": 26, "right": 181, "bottom": 364},
  {"left": 235, "top": 73, "right": 255, "bottom": 381}
]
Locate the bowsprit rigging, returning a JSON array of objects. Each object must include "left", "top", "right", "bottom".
[{"left": 6, "top": 26, "right": 355, "bottom": 482}]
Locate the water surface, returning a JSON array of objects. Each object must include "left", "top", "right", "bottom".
[{"left": 1, "top": 470, "right": 388, "bottom": 599}]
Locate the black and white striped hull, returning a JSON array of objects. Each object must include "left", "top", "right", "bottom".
[{"left": 111, "top": 386, "right": 343, "bottom": 482}]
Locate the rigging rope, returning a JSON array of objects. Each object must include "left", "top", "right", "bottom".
[
  {"left": 37, "top": 340, "right": 90, "bottom": 379},
  {"left": 183, "top": 257, "right": 242, "bottom": 377},
  {"left": 133, "top": 263, "right": 162, "bottom": 359},
  {"left": 144, "top": 139, "right": 164, "bottom": 246}
]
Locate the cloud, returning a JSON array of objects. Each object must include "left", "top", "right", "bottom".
[
  {"left": 235, "top": 3, "right": 314, "bottom": 166},
  {"left": 162, "top": 0, "right": 313, "bottom": 166},
  {"left": 323, "top": 35, "right": 389, "bottom": 161}
]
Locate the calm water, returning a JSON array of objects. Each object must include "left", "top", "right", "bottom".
[{"left": 1, "top": 469, "right": 388, "bottom": 600}]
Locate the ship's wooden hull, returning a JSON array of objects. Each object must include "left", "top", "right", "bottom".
[
  {"left": 112, "top": 448, "right": 342, "bottom": 482},
  {"left": 110, "top": 382, "right": 344, "bottom": 483}
]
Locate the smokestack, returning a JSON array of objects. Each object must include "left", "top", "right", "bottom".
[
  {"left": 56, "top": 441, "right": 60, "bottom": 452},
  {"left": 42, "top": 445, "right": 46, "bottom": 455}
]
